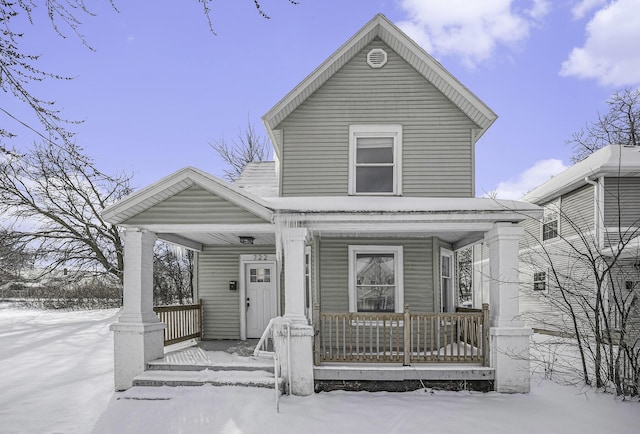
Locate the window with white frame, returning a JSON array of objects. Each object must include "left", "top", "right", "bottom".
[
  {"left": 349, "top": 125, "right": 402, "bottom": 195},
  {"left": 441, "top": 249, "right": 454, "bottom": 313},
  {"left": 533, "top": 271, "right": 547, "bottom": 291},
  {"left": 348, "top": 245, "right": 403, "bottom": 313},
  {"left": 542, "top": 199, "right": 560, "bottom": 241}
]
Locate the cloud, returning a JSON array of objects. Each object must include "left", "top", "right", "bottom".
[
  {"left": 560, "top": 0, "right": 640, "bottom": 87},
  {"left": 570, "top": 0, "right": 606, "bottom": 20},
  {"left": 396, "top": 0, "right": 551, "bottom": 67},
  {"left": 489, "top": 159, "right": 567, "bottom": 200}
]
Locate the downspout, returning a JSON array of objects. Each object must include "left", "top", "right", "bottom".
[{"left": 584, "top": 177, "right": 600, "bottom": 248}]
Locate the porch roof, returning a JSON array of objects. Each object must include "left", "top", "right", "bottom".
[{"left": 266, "top": 196, "right": 539, "bottom": 216}]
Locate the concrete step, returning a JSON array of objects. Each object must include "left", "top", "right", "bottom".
[
  {"left": 133, "top": 368, "right": 282, "bottom": 389},
  {"left": 147, "top": 357, "right": 274, "bottom": 373}
]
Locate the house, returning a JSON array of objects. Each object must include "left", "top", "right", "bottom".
[
  {"left": 518, "top": 145, "right": 640, "bottom": 393},
  {"left": 102, "top": 14, "right": 540, "bottom": 395},
  {"left": 519, "top": 145, "right": 640, "bottom": 333}
]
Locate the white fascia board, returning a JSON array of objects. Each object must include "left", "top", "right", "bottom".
[
  {"left": 102, "top": 167, "right": 274, "bottom": 224},
  {"left": 127, "top": 223, "right": 276, "bottom": 234}
]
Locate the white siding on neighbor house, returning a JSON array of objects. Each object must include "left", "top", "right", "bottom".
[
  {"left": 561, "top": 184, "right": 594, "bottom": 239},
  {"left": 277, "top": 39, "right": 477, "bottom": 198},
  {"left": 198, "top": 245, "right": 275, "bottom": 339},
  {"left": 317, "top": 237, "right": 435, "bottom": 313},
  {"left": 604, "top": 177, "right": 640, "bottom": 228},
  {"left": 124, "top": 185, "right": 268, "bottom": 226}
]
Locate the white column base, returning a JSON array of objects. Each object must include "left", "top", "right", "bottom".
[
  {"left": 490, "top": 326, "right": 533, "bottom": 393},
  {"left": 110, "top": 320, "right": 165, "bottom": 391},
  {"left": 271, "top": 317, "right": 314, "bottom": 396}
]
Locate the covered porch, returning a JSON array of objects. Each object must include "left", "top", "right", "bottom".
[{"left": 102, "top": 168, "right": 541, "bottom": 395}]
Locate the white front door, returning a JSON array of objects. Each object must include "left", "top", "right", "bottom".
[{"left": 245, "top": 262, "right": 277, "bottom": 338}]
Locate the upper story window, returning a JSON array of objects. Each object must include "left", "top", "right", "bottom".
[
  {"left": 542, "top": 199, "right": 560, "bottom": 241},
  {"left": 349, "top": 125, "right": 402, "bottom": 195}
]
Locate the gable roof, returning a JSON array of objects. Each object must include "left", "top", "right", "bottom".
[
  {"left": 102, "top": 167, "right": 273, "bottom": 225},
  {"left": 262, "top": 14, "right": 497, "bottom": 158},
  {"left": 523, "top": 145, "right": 640, "bottom": 204}
]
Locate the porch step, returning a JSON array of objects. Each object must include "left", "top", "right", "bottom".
[
  {"left": 133, "top": 368, "right": 282, "bottom": 389},
  {"left": 147, "top": 357, "right": 274, "bottom": 373}
]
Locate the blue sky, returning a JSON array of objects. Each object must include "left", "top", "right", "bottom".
[{"left": 4, "top": 0, "right": 640, "bottom": 199}]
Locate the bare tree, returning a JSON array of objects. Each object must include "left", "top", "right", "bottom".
[
  {"left": 569, "top": 89, "right": 640, "bottom": 163},
  {"left": 153, "top": 241, "right": 195, "bottom": 306},
  {"left": 1, "top": 1, "right": 299, "bottom": 148},
  {"left": 0, "top": 228, "right": 34, "bottom": 284},
  {"left": 0, "top": 141, "right": 132, "bottom": 282},
  {"left": 209, "top": 120, "right": 272, "bottom": 182},
  {"left": 520, "top": 181, "right": 640, "bottom": 397}
]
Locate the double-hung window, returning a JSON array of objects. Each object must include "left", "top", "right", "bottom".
[
  {"left": 349, "top": 125, "right": 402, "bottom": 195},
  {"left": 533, "top": 271, "right": 547, "bottom": 291},
  {"left": 441, "top": 249, "right": 454, "bottom": 312},
  {"left": 542, "top": 199, "right": 560, "bottom": 241},
  {"left": 348, "top": 245, "right": 403, "bottom": 313}
]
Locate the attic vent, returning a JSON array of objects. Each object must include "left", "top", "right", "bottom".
[{"left": 367, "top": 48, "right": 387, "bottom": 68}]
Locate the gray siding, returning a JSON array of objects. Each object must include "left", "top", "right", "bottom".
[
  {"left": 604, "top": 177, "right": 640, "bottom": 228},
  {"left": 278, "top": 39, "right": 477, "bottom": 198},
  {"left": 198, "top": 244, "right": 275, "bottom": 339},
  {"left": 561, "top": 184, "right": 594, "bottom": 238},
  {"left": 124, "top": 185, "right": 267, "bottom": 225},
  {"left": 318, "top": 237, "right": 435, "bottom": 313}
]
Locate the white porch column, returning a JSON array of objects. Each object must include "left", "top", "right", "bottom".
[
  {"left": 485, "top": 223, "right": 532, "bottom": 393},
  {"left": 273, "top": 226, "right": 314, "bottom": 395},
  {"left": 110, "top": 228, "right": 164, "bottom": 391},
  {"left": 282, "top": 227, "right": 309, "bottom": 324}
]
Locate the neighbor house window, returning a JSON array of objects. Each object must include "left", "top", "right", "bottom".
[
  {"left": 533, "top": 271, "right": 546, "bottom": 291},
  {"left": 542, "top": 199, "right": 560, "bottom": 241},
  {"left": 349, "top": 125, "right": 402, "bottom": 195},
  {"left": 348, "top": 245, "right": 403, "bottom": 313},
  {"left": 441, "top": 249, "right": 454, "bottom": 312}
]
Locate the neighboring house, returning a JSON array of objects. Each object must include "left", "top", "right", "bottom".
[
  {"left": 518, "top": 145, "right": 640, "bottom": 392},
  {"left": 102, "top": 14, "right": 540, "bottom": 395},
  {"left": 519, "top": 145, "right": 640, "bottom": 333}
]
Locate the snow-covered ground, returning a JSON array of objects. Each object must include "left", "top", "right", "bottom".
[{"left": 1, "top": 303, "right": 638, "bottom": 434}]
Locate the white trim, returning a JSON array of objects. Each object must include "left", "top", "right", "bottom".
[
  {"left": 541, "top": 198, "right": 561, "bottom": 242},
  {"left": 125, "top": 223, "right": 275, "bottom": 233},
  {"left": 305, "top": 245, "right": 312, "bottom": 322},
  {"left": 348, "top": 245, "right": 404, "bottom": 313},
  {"left": 348, "top": 124, "right": 403, "bottom": 196},
  {"left": 102, "top": 167, "right": 273, "bottom": 224},
  {"left": 239, "top": 254, "right": 277, "bottom": 340},
  {"left": 440, "top": 248, "right": 454, "bottom": 313}
]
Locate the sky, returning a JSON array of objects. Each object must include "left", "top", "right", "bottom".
[
  {"left": 3, "top": 0, "right": 640, "bottom": 199},
  {"left": 2, "top": 305, "right": 639, "bottom": 433}
]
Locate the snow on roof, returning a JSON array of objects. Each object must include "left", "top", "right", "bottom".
[
  {"left": 234, "top": 161, "right": 278, "bottom": 198},
  {"left": 523, "top": 145, "right": 640, "bottom": 204},
  {"left": 265, "top": 196, "right": 539, "bottom": 215}
]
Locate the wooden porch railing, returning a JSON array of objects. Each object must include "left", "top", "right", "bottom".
[
  {"left": 314, "top": 304, "right": 489, "bottom": 366},
  {"left": 154, "top": 299, "right": 203, "bottom": 346}
]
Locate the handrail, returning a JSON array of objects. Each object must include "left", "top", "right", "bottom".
[
  {"left": 154, "top": 299, "right": 203, "bottom": 346},
  {"left": 253, "top": 318, "right": 281, "bottom": 413},
  {"left": 315, "top": 304, "right": 490, "bottom": 365}
]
